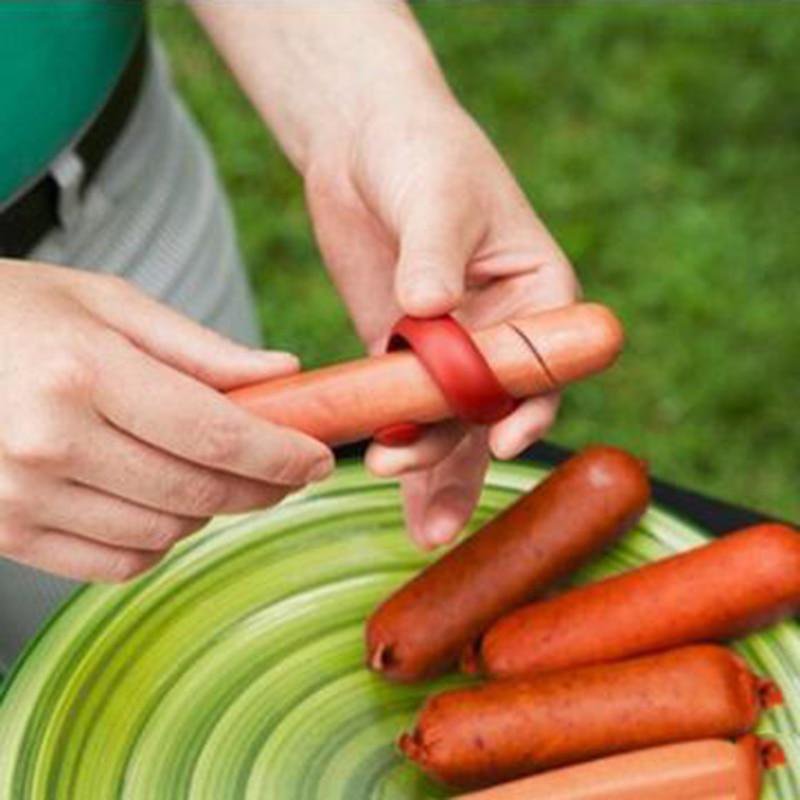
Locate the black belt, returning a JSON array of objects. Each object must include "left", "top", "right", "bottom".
[{"left": 0, "top": 32, "right": 148, "bottom": 259}]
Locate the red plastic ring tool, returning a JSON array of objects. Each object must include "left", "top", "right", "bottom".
[{"left": 374, "top": 315, "right": 517, "bottom": 447}]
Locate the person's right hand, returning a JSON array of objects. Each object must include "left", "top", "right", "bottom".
[{"left": 0, "top": 260, "right": 334, "bottom": 582}]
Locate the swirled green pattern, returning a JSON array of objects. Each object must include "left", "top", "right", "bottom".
[{"left": 0, "top": 461, "right": 797, "bottom": 798}]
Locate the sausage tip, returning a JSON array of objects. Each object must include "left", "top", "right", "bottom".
[
  {"left": 510, "top": 303, "right": 625, "bottom": 386},
  {"left": 398, "top": 730, "right": 425, "bottom": 761},
  {"left": 756, "top": 677, "right": 785, "bottom": 710},
  {"left": 759, "top": 738, "right": 787, "bottom": 769},
  {"left": 368, "top": 641, "right": 392, "bottom": 672}
]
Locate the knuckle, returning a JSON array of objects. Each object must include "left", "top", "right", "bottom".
[
  {"left": 267, "top": 448, "right": 308, "bottom": 486},
  {"left": 0, "top": 525, "right": 33, "bottom": 558},
  {"left": 38, "top": 352, "right": 96, "bottom": 399},
  {"left": 137, "top": 518, "right": 175, "bottom": 552},
  {"left": 178, "top": 474, "right": 231, "bottom": 516},
  {"left": 195, "top": 419, "right": 243, "bottom": 466},
  {"left": 98, "top": 273, "right": 134, "bottom": 299},
  {"left": 269, "top": 447, "right": 331, "bottom": 487},
  {"left": 139, "top": 515, "right": 194, "bottom": 551},
  {"left": 105, "top": 552, "right": 154, "bottom": 583},
  {"left": 0, "top": 477, "right": 27, "bottom": 520},
  {"left": 3, "top": 429, "right": 76, "bottom": 469}
]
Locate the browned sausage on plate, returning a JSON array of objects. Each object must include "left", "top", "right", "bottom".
[
  {"left": 477, "top": 523, "right": 800, "bottom": 679},
  {"left": 454, "top": 735, "right": 785, "bottom": 800},
  {"left": 366, "top": 445, "right": 650, "bottom": 682},
  {"left": 400, "top": 645, "right": 775, "bottom": 789}
]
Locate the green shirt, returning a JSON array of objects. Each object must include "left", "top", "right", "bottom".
[{"left": 0, "top": 1, "right": 145, "bottom": 205}]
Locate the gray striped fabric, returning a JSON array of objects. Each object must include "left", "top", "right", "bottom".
[{"left": 0, "top": 45, "right": 261, "bottom": 670}]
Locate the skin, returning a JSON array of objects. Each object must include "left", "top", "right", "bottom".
[
  {"left": 0, "top": 1, "right": 577, "bottom": 580},
  {"left": 0, "top": 262, "right": 333, "bottom": 581},
  {"left": 193, "top": 0, "right": 580, "bottom": 548}
]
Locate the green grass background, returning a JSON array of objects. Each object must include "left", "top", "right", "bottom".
[{"left": 152, "top": 2, "right": 798, "bottom": 523}]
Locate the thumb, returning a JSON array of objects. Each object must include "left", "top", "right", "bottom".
[
  {"left": 394, "top": 192, "right": 485, "bottom": 318},
  {"left": 77, "top": 275, "right": 298, "bottom": 390}
]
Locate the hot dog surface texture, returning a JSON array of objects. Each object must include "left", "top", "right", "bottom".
[
  {"left": 455, "top": 736, "right": 775, "bottom": 800},
  {"left": 227, "top": 304, "right": 623, "bottom": 446},
  {"left": 400, "top": 645, "right": 768, "bottom": 788},
  {"left": 366, "top": 445, "right": 650, "bottom": 682},
  {"left": 479, "top": 523, "right": 800, "bottom": 679}
]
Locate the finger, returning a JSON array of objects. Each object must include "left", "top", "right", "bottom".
[
  {"left": 523, "top": 258, "right": 582, "bottom": 309},
  {"left": 489, "top": 393, "right": 561, "bottom": 460},
  {"left": 394, "top": 185, "right": 486, "bottom": 317},
  {"left": 402, "top": 428, "right": 490, "bottom": 549},
  {"left": 471, "top": 183, "right": 576, "bottom": 279},
  {"left": 397, "top": 473, "right": 432, "bottom": 550},
  {"left": 4, "top": 527, "right": 160, "bottom": 583},
  {"left": 70, "top": 420, "right": 294, "bottom": 517},
  {"left": 458, "top": 195, "right": 580, "bottom": 325},
  {"left": 365, "top": 420, "right": 466, "bottom": 478},
  {"left": 74, "top": 273, "right": 299, "bottom": 390},
  {"left": 39, "top": 481, "right": 208, "bottom": 552},
  {"left": 460, "top": 260, "right": 580, "bottom": 333},
  {"left": 92, "top": 333, "right": 334, "bottom": 486}
]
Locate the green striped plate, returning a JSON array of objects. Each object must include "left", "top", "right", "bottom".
[{"left": 0, "top": 461, "right": 797, "bottom": 798}]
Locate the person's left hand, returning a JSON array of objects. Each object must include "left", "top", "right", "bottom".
[{"left": 305, "top": 96, "right": 580, "bottom": 550}]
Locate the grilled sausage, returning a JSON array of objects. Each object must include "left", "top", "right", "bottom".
[
  {"left": 400, "top": 645, "right": 772, "bottom": 788},
  {"left": 455, "top": 736, "right": 784, "bottom": 800},
  {"left": 227, "top": 304, "right": 623, "bottom": 446},
  {"left": 478, "top": 523, "right": 800, "bottom": 679},
  {"left": 366, "top": 445, "right": 650, "bottom": 682}
]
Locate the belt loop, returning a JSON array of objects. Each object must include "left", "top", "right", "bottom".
[{"left": 50, "top": 150, "right": 86, "bottom": 232}]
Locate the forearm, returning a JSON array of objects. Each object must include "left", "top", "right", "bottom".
[{"left": 190, "top": 0, "right": 453, "bottom": 173}]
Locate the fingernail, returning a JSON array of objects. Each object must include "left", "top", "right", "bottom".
[
  {"left": 424, "top": 512, "right": 461, "bottom": 548},
  {"left": 491, "top": 436, "right": 523, "bottom": 461},
  {"left": 367, "top": 448, "right": 412, "bottom": 478}
]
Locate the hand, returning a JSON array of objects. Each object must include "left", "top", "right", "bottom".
[
  {"left": 306, "top": 99, "right": 579, "bottom": 549},
  {"left": 0, "top": 260, "right": 333, "bottom": 581},
  {"left": 192, "top": 1, "right": 579, "bottom": 549}
]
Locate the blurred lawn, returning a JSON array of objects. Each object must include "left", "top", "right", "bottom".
[{"left": 153, "top": 2, "right": 798, "bottom": 522}]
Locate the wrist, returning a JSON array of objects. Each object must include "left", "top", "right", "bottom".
[
  {"left": 192, "top": 0, "right": 462, "bottom": 175},
  {"left": 193, "top": 0, "right": 454, "bottom": 175},
  {"left": 293, "top": 17, "right": 453, "bottom": 176},
  {"left": 301, "top": 66, "right": 453, "bottom": 178}
]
